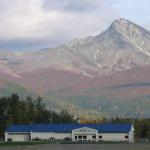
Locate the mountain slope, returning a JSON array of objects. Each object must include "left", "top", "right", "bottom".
[
  {"left": 1, "top": 19, "right": 150, "bottom": 78},
  {"left": 0, "top": 76, "right": 36, "bottom": 97},
  {"left": 52, "top": 65, "right": 150, "bottom": 118},
  {"left": 61, "top": 18, "right": 150, "bottom": 76},
  {"left": 0, "top": 18, "right": 150, "bottom": 118}
]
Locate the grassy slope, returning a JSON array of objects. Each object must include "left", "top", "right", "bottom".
[
  {"left": 0, "top": 80, "right": 36, "bottom": 98},
  {"left": 0, "top": 77, "right": 100, "bottom": 119},
  {"left": 61, "top": 94, "right": 150, "bottom": 118},
  {"left": 1, "top": 65, "right": 150, "bottom": 119},
  {"left": 1, "top": 76, "right": 150, "bottom": 118},
  {"left": 44, "top": 94, "right": 102, "bottom": 119}
]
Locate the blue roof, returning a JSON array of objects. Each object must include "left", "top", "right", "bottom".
[
  {"left": 6, "top": 124, "right": 132, "bottom": 133},
  {"left": 7, "top": 124, "right": 31, "bottom": 133}
]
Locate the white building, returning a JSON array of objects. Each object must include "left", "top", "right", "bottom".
[{"left": 5, "top": 124, "right": 134, "bottom": 142}]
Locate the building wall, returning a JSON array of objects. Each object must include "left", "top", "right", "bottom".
[
  {"left": 5, "top": 132, "right": 8, "bottom": 142},
  {"left": 6, "top": 132, "right": 131, "bottom": 142},
  {"left": 31, "top": 132, "right": 71, "bottom": 140},
  {"left": 98, "top": 133, "right": 129, "bottom": 142},
  {"left": 72, "top": 134, "right": 98, "bottom": 141},
  {"left": 5, "top": 126, "right": 134, "bottom": 142},
  {"left": 5, "top": 132, "right": 30, "bottom": 142},
  {"left": 128, "top": 126, "right": 135, "bottom": 142}
]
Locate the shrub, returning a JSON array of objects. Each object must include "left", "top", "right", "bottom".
[
  {"left": 32, "top": 137, "right": 41, "bottom": 141},
  {"left": 63, "top": 137, "right": 72, "bottom": 141},
  {"left": 7, "top": 138, "right": 12, "bottom": 142}
]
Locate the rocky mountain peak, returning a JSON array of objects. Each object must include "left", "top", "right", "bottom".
[
  {"left": 111, "top": 18, "right": 134, "bottom": 33},
  {"left": 114, "top": 18, "right": 130, "bottom": 24},
  {"left": 110, "top": 18, "right": 149, "bottom": 36}
]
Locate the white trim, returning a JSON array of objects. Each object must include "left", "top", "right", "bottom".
[{"left": 7, "top": 132, "right": 30, "bottom": 134}]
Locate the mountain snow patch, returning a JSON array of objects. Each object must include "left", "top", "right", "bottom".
[{"left": 94, "top": 50, "right": 100, "bottom": 59}]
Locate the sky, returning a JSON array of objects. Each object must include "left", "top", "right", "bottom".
[{"left": 0, "top": 0, "right": 150, "bottom": 51}]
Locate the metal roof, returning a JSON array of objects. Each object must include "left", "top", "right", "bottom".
[
  {"left": 6, "top": 123, "right": 132, "bottom": 133},
  {"left": 6, "top": 124, "right": 31, "bottom": 133}
]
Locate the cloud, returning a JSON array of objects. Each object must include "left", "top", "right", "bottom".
[
  {"left": 108, "top": 0, "right": 150, "bottom": 30},
  {"left": 42, "top": 0, "right": 101, "bottom": 13},
  {"left": 0, "top": 0, "right": 118, "bottom": 50}
]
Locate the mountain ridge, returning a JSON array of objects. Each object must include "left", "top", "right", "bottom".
[
  {"left": 1, "top": 18, "right": 150, "bottom": 77},
  {"left": 0, "top": 18, "right": 150, "bottom": 118}
]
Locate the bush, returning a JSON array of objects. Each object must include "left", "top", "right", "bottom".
[
  {"left": 32, "top": 137, "right": 41, "bottom": 141},
  {"left": 49, "top": 137, "right": 56, "bottom": 142},
  {"left": 7, "top": 138, "right": 12, "bottom": 142},
  {"left": 63, "top": 137, "right": 72, "bottom": 141}
]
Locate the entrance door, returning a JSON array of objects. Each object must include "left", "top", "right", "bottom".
[
  {"left": 92, "top": 134, "right": 96, "bottom": 141},
  {"left": 75, "top": 135, "right": 87, "bottom": 141},
  {"left": 72, "top": 127, "right": 98, "bottom": 142}
]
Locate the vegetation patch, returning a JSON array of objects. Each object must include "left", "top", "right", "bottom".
[{"left": 0, "top": 141, "right": 53, "bottom": 147}]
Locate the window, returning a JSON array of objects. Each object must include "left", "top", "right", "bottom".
[
  {"left": 92, "top": 135, "right": 96, "bottom": 139},
  {"left": 29, "top": 135, "right": 31, "bottom": 141},
  {"left": 75, "top": 136, "right": 77, "bottom": 140},
  {"left": 83, "top": 136, "right": 87, "bottom": 141},
  {"left": 99, "top": 136, "right": 102, "bottom": 139},
  {"left": 125, "top": 136, "right": 128, "bottom": 139},
  {"left": 78, "top": 136, "right": 82, "bottom": 139}
]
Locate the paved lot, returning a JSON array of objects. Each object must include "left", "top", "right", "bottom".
[{"left": 0, "top": 143, "right": 150, "bottom": 150}]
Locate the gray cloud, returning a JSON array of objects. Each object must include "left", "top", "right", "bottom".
[
  {"left": 0, "top": 0, "right": 118, "bottom": 51},
  {"left": 0, "top": 38, "right": 60, "bottom": 51},
  {"left": 42, "top": 0, "right": 100, "bottom": 13}
]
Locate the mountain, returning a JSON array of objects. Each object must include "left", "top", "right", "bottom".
[
  {"left": 0, "top": 18, "right": 150, "bottom": 118},
  {"left": 1, "top": 18, "right": 150, "bottom": 77}
]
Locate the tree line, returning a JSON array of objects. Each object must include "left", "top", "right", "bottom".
[
  {"left": 0, "top": 94, "right": 150, "bottom": 141},
  {"left": 0, "top": 94, "right": 76, "bottom": 138}
]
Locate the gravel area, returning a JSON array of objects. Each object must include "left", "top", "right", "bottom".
[{"left": 0, "top": 143, "right": 150, "bottom": 150}]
